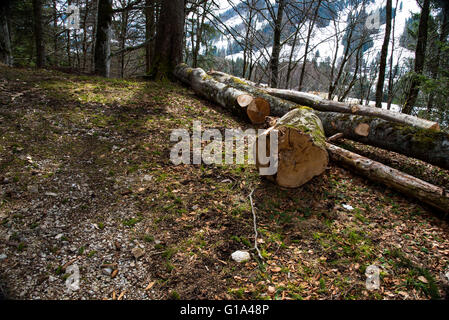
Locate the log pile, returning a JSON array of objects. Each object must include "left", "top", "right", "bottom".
[{"left": 173, "top": 64, "right": 449, "bottom": 214}]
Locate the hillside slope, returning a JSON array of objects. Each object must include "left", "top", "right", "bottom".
[{"left": 0, "top": 66, "right": 449, "bottom": 300}]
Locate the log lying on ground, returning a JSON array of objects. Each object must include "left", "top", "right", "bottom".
[
  {"left": 264, "top": 87, "right": 440, "bottom": 131},
  {"left": 326, "top": 143, "right": 449, "bottom": 214},
  {"left": 208, "top": 70, "right": 296, "bottom": 117},
  {"left": 256, "top": 108, "right": 329, "bottom": 188},
  {"left": 175, "top": 64, "right": 329, "bottom": 188},
  {"left": 174, "top": 64, "right": 269, "bottom": 124},
  {"left": 319, "top": 112, "right": 449, "bottom": 170},
  {"left": 207, "top": 68, "right": 449, "bottom": 170}
]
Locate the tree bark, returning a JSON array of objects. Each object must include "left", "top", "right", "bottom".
[
  {"left": 402, "top": 0, "right": 430, "bottom": 115},
  {"left": 298, "top": 0, "right": 322, "bottom": 91},
  {"left": 326, "top": 143, "right": 449, "bottom": 214},
  {"left": 375, "top": 0, "right": 392, "bottom": 109},
  {"left": 0, "top": 0, "right": 12, "bottom": 66},
  {"left": 150, "top": 0, "right": 184, "bottom": 80},
  {"left": 269, "top": 0, "right": 285, "bottom": 88},
  {"left": 319, "top": 112, "right": 449, "bottom": 170},
  {"left": 32, "top": 0, "right": 45, "bottom": 68},
  {"left": 174, "top": 64, "right": 255, "bottom": 120},
  {"left": 94, "top": 0, "right": 113, "bottom": 77},
  {"left": 263, "top": 87, "right": 440, "bottom": 130}
]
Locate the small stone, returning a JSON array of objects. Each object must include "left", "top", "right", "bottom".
[
  {"left": 55, "top": 233, "right": 64, "bottom": 240},
  {"left": 231, "top": 250, "right": 250, "bottom": 263},
  {"left": 0, "top": 254, "right": 7, "bottom": 260},
  {"left": 45, "top": 192, "right": 58, "bottom": 197},
  {"left": 27, "top": 185, "right": 38, "bottom": 193},
  {"left": 102, "top": 268, "right": 113, "bottom": 275},
  {"left": 131, "top": 247, "right": 145, "bottom": 259},
  {"left": 143, "top": 175, "right": 153, "bottom": 182},
  {"left": 417, "top": 276, "right": 428, "bottom": 284},
  {"left": 267, "top": 286, "right": 275, "bottom": 294}
]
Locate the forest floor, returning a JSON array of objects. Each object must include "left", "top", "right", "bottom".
[{"left": 1, "top": 65, "right": 449, "bottom": 300}]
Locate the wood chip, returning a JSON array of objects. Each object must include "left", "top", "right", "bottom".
[
  {"left": 117, "top": 290, "right": 126, "bottom": 300},
  {"left": 145, "top": 281, "right": 155, "bottom": 291},
  {"left": 111, "top": 269, "right": 119, "bottom": 279}
]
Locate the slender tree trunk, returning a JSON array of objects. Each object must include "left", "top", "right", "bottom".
[
  {"left": 387, "top": 0, "right": 399, "bottom": 110},
  {"left": 402, "top": 0, "right": 430, "bottom": 115},
  {"left": 145, "top": 0, "right": 156, "bottom": 74},
  {"left": 427, "top": 2, "right": 449, "bottom": 114},
  {"left": 94, "top": 0, "right": 113, "bottom": 77},
  {"left": 0, "top": 0, "right": 12, "bottom": 66},
  {"left": 150, "top": 0, "right": 185, "bottom": 80},
  {"left": 119, "top": 9, "right": 129, "bottom": 78},
  {"left": 298, "top": 0, "right": 322, "bottom": 91},
  {"left": 32, "top": 0, "right": 45, "bottom": 68},
  {"left": 375, "top": 0, "right": 392, "bottom": 108},
  {"left": 269, "top": 0, "right": 285, "bottom": 88}
]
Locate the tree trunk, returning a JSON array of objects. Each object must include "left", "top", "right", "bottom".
[
  {"left": 0, "top": 0, "right": 12, "bottom": 66},
  {"left": 174, "top": 64, "right": 255, "bottom": 120},
  {"left": 94, "top": 0, "right": 113, "bottom": 77},
  {"left": 150, "top": 0, "right": 184, "bottom": 80},
  {"left": 427, "top": 1, "right": 449, "bottom": 114},
  {"left": 32, "top": 0, "right": 45, "bottom": 68},
  {"left": 319, "top": 112, "right": 449, "bottom": 170},
  {"left": 145, "top": 0, "right": 156, "bottom": 74},
  {"left": 403, "top": 0, "right": 430, "bottom": 115},
  {"left": 326, "top": 143, "right": 449, "bottom": 214},
  {"left": 263, "top": 87, "right": 440, "bottom": 130},
  {"left": 257, "top": 108, "right": 329, "bottom": 188},
  {"left": 298, "top": 0, "right": 322, "bottom": 91},
  {"left": 206, "top": 69, "right": 449, "bottom": 169},
  {"left": 269, "top": 0, "right": 285, "bottom": 88},
  {"left": 174, "top": 64, "right": 329, "bottom": 188},
  {"left": 375, "top": 0, "right": 392, "bottom": 109}
]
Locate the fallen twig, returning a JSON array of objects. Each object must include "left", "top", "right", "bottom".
[{"left": 249, "top": 189, "right": 263, "bottom": 260}]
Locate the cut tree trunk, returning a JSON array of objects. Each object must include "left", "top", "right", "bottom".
[
  {"left": 174, "top": 64, "right": 329, "bottom": 188},
  {"left": 319, "top": 112, "right": 449, "bottom": 170},
  {"left": 174, "top": 64, "right": 256, "bottom": 120},
  {"left": 263, "top": 88, "right": 440, "bottom": 131},
  {"left": 257, "top": 108, "right": 329, "bottom": 188},
  {"left": 207, "top": 70, "right": 449, "bottom": 170},
  {"left": 326, "top": 143, "right": 449, "bottom": 214},
  {"left": 208, "top": 70, "right": 297, "bottom": 117}
]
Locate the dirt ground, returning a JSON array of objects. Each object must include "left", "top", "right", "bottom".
[{"left": 1, "top": 65, "right": 449, "bottom": 300}]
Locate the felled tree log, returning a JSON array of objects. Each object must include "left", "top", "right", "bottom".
[
  {"left": 175, "top": 64, "right": 269, "bottom": 124},
  {"left": 208, "top": 69, "right": 449, "bottom": 170},
  {"left": 257, "top": 108, "right": 329, "bottom": 188},
  {"left": 208, "top": 70, "right": 297, "bottom": 117},
  {"left": 264, "top": 88, "right": 440, "bottom": 131},
  {"left": 326, "top": 143, "right": 449, "bottom": 214},
  {"left": 319, "top": 113, "right": 449, "bottom": 170},
  {"left": 175, "top": 64, "right": 329, "bottom": 188}
]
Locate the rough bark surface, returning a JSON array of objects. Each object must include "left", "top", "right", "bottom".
[
  {"left": 264, "top": 88, "right": 440, "bottom": 131},
  {"left": 327, "top": 143, "right": 449, "bottom": 213},
  {"left": 319, "top": 112, "right": 449, "bottom": 170},
  {"left": 0, "top": 0, "right": 12, "bottom": 66},
  {"left": 94, "top": 0, "right": 113, "bottom": 77},
  {"left": 174, "top": 64, "right": 252, "bottom": 120},
  {"left": 151, "top": 0, "right": 184, "bottom": 80}
]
